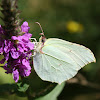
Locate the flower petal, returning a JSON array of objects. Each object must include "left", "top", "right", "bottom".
[
  {"left": 13, "top": 69, "right": 19, "bottom": 83},
  {"left": 10, "top": 47, "right": 20, "bottom": 59},
  {"left": 21, "top": 21, "right": 30, "bottom": 33}
]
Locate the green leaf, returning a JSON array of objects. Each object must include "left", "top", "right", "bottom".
[
  {"left": 17, "top": 83, "right": 29, "bottom": 92},
  {"left": 17, "top": 78, "right": 29, "bottom": 92},
  {"left": 35, "top": 82, "right": 65, "bottom": 100}
]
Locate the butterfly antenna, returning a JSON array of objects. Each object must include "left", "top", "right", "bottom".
[{"left": 35, "top": 22, "right": 44, "bottom": 36}]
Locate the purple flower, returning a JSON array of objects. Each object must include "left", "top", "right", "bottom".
[
  {"left": 12, "top": 33, "right": 34, "bottom": 53},
  {"left": 10, "top": 47, "right": 20, "bottom": 59},
  {"left": 0, "top": 21, "right": 34, "bottom": 82},
  {"left": 0, "top": 41, "right": 4, "bottom": 54},
  {"left": 4, "top": 40, "right": 13, "bottom": 53},
  {"left": 21, "top": 21, "right": 30, "bottom": 33},
  {"left": 4, "top": 52, "right": 9, "bottom": 61},
  {"left": 13, "top": 69, "right": 19, "bottom": 83}
]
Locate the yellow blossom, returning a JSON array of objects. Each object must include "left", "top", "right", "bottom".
[{"left": 66, "top": 21, "right": 84, "bottom": 33}]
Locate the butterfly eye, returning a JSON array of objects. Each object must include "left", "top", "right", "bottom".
[{"left": 41, "top": 37, "right": 46, "bottom": 43}]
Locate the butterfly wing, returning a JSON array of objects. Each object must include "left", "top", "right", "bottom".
[
  {"left": 44, "top": 38, "right": 96, "bottom": 66},
  {"left": 33, "top": 38, "right": 96, "bottom": 84}
]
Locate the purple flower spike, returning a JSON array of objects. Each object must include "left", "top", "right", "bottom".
[{"left": 0, "top": 21, "right": 34, "bottom": 82}]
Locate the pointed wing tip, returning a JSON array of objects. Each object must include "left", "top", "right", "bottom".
[
  {"left": 91, "top": 55, "right": 96, "bottom": 63},
  {"left": 93, "top": 58, "right": 96, "bottom": 63},
  {"left": 91, "top": 52, "right": 96, "bottom": 63}
]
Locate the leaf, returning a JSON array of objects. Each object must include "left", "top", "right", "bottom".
[{"left": 17, "top": 78, "right": 29, "bottom": 92}]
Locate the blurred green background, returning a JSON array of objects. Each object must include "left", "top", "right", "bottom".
[{"left": 0, "top": 0, "right": 100, "bottom": 100}]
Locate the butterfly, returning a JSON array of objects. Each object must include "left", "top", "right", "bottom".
[{"left": 32, "top": 22, "right": 96, "bottom": 84}]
